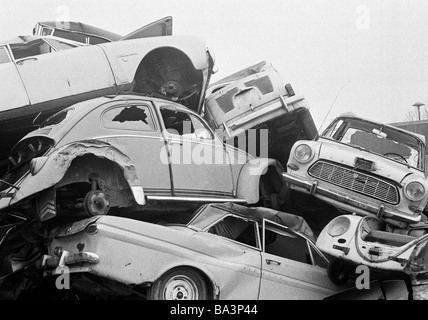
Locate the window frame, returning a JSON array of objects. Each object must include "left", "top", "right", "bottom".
[
  {"left": 262, "top": 219, "right": 330, "bottom": 267},
  {"left": 101, "top": 104, "right": 158, "bottom": 132},
  {"left": 159, "top": 105, "right": 216, "bottom": 142},
  {"left": 203, "top": 213, "right": 261, "bottom": 250}
]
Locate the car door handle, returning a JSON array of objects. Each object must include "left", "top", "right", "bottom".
[
  {"left": 16, "top": 57, "right": 38, "bottom": 65},
  {"left": 266, "top": 259, "right": 281, "bottom": 266}
]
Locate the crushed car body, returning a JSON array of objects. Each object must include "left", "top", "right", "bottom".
[
  {"left": 36, "top": 203, "right": 346, "bottom": 300},
  {"left": 0, "top": 17, "right": 207, "bottom": 176},
  {"left": 204, "top": 61, "right": 318, "bottom": 170},
  {"left": 0, "top": 94, "right": 285, "bottom": 222}
]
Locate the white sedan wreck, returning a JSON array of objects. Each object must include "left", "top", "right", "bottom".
[{"left": 35, "top": 203, "right": 344, "bottom": 300}]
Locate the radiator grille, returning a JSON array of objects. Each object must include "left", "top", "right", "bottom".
[{"left": 308, "top": 161, "right": 399, "bottom": 204}]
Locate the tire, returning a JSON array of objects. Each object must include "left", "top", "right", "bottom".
[
  {"left": 147, "top": 267, "right": 208, "bottom": 300},
  {"left": 327, "top": 259, "right": 350, "bottom": 285}
]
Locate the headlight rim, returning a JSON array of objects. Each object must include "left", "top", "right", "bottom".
[
  {"left": 404, "top": 181, "right": 426, "bottom": 202},
  {"left": 294, "top": 143, "right": 313, "bottom": 164},
  {"left": 326, "top": 216, "right": 351, "bottom": 237}
]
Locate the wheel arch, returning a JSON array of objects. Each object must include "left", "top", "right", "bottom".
[
  {"left": 11, "top": 140, "right": 146, "bottom": 211},
  {"left": 53, "top": 141, "right": 146, "bottom": 205}
]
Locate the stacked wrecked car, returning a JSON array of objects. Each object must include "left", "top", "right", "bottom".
[{"left": 0, "top": 17, "right": 425, "bottom": 300}]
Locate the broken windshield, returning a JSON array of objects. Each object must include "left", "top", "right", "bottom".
[{"left": 321, "top": 117, "right": 424, "bottom": 170}]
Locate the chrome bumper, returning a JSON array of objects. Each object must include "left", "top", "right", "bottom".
[{"left": 282, "top": 172, "right": 421, "bottom": 224}]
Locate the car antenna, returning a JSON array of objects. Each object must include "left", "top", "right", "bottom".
[{"left": 317, "top": 80, "right": 350, "bottom": 136}]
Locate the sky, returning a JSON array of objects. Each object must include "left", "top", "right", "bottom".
[{"left": 1, "top": 0, "right": 428, "bottom": 130}]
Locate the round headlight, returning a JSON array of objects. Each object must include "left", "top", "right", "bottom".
[
  {"left": 326, "top": 216, "right": 351, "bottom": 237},
  {"left": 405, "top": 181, "right": 425, "bottom": 201},
  {"left": 294, "top": 144, "right": 313, "bottom": 163}
]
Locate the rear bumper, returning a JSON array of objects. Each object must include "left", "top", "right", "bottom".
[
  {"left": 43, "top": 250, "right": 100, "bottom": 273},
  {"left": 282, "top": 172, "right": 421, "bottom": 224}
]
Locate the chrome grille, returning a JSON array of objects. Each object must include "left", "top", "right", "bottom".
[{"left": 308, "top": 161, "right": 399, "bottom": 204}]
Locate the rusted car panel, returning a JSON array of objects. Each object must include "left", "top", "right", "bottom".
[
  {"left": 42, "top": 203, "right": 343, "bottom": 300},
  {"left": 283, "top": 114, "right": 428, "bottom": 225}
]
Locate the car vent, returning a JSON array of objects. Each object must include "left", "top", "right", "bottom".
[{"left": 308, "top": 161, "right": 399, "bottom": 205}]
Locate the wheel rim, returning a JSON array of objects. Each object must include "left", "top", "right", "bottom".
[
  {"left": 163, "top": 275, "right": 199, "bottom": 300},
  {"left": 84, "top": 190, "right": 110, "bottom": 216}
]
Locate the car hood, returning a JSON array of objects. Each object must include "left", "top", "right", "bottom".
[{"left": 318, "top": 138, "right": 421, "bottom": 183}]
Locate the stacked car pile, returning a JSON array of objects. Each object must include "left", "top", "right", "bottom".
[{"left": 0, "top": 17, "right": 425, "bottom": 300}]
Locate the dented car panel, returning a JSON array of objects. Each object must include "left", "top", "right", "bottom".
[
  {"left": 283, "top": 114, "right": 428, "bottom": 225},
  {"left": 43, "top": 203, "right": 343, "bottom": 299}
]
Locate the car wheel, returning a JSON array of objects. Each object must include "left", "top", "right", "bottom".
[
  {"left": 148, "top": 268, "right": 208, "bottom": 300},
  {"left": 327, "top": 259, "right": 350, "bottom": 285}
]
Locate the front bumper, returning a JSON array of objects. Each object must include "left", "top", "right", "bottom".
[{"left": 282, "top": 172, "right": 421, "bottom": 224}]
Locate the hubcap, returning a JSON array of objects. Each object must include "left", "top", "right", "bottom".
[
  {"left": 84, "top": 190, "right": 110, "bottom": 216},
  {"left": 163, "top": 275, "right": 199, "bottom": 300}
]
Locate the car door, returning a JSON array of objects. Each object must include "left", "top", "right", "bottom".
[
  {"left": 96, "top": 101, "right": 172, "bottom": 195},
  {"left": 203, "top": 213, "right": 263, "bottom": 299},
  {"left": 258, "top": 219, "right": 342, "bottom": 300},
  {"left": 0, "top": 45, "right": 30, "bottom": 116},
  {"left": 11, "top": 40, "right": 116, "bottom": 106},
  {"left": 120, "top": 16, "right": 173, "bottom": 40},
  {"left": 158, "top": 104, "right": 235, "bottom": 198}
]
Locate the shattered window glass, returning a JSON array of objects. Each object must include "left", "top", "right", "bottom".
[
  {"left": 322, "top": 117, "right": 424, "bottom": 170},
  {"left": 160, "top": 107, "right": 213, "bottom": 140},
  {"left": 0, "top": 47, "right": 11, "bottom": 64},
  {"left": 102, "top": 105, "right": 156, "bottom": 131}
]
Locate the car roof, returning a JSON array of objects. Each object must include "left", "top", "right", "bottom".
[{"left": 60, "top": 94, "right": 201, "bottom": 118}]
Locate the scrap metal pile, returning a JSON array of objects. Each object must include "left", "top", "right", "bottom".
[{"left": 0, "top": 17, "right": 427, "bottom": 300}]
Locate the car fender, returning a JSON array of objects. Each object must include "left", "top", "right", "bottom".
[
  {"left": 236, "top": 158, "right": 285, "bottom": 204},
  {"left": 10, "top": 140, "right": 145, "bottom": 206}
]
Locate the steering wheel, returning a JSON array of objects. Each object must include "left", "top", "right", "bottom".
[{"left": 383, "top": 153, "right": 408, "bottom": 164}]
